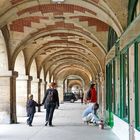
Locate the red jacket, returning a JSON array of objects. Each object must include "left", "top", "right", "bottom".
[{"left": 90, "top": 88, "right": 97, "bottom": 103}]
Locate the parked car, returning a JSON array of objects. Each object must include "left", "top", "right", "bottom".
[{"left": 64, "top": 92, "right": 77, "bottom": 103}]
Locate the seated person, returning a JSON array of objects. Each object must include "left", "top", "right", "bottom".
[{"left": 82, "top": 103, "right": 100, "bottom": 125}]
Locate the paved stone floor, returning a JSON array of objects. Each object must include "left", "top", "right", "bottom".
[{"left": 0, "top": 101, "right": 120, "bottom": 140}]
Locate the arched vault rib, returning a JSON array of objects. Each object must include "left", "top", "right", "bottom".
[
  {"left": 50, "top": 64, "right": 93, "bottom": 81},
  {"left": 46, "top": 53, "right": 97, "bottom": 74},
  {"left": 25, "top": 38, "right": 105, "bottom": 74},
  {"left": 7, "top": 0, "right": 122, "bottom": 65},
  {"left": 36, "top": 55, "right": 94, "bottom": 79},
  {"left": 30, "top": 46, "right": 102, "bottom": 72},
  {"left": 43, "top": 56, "right": 96, "bottom": 79},
  {"left": 68, "top": 81, "right": 83, "bottom": 89},
  {"left": 9, "top": 16, "right": 109, "bottom": 49},
  {"left": 66, "top": 74, "right": 85, "bottom": 84},
  {"left": 46, "top": 58, "right": 94, "bottom": 79},
  {"left": 54, "top": 67, "right": 90, "bottom": 85},
  {"left": 10, "top": 22, "right": 106, "bottom": 60},
  {"left": 32, "top": 49, "right": 100, "bottom": 77},
  {"left": 2, "top": 1, "right": 123, "bottom": 34}
]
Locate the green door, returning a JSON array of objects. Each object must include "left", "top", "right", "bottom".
[{"left": 106, "top": 63, "right": 114, "bottom": 127}]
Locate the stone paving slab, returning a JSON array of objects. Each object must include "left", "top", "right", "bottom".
[{"left": 0, "top": 101, "right": 120, "bottom": 140}]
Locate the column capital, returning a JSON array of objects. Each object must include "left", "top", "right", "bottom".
[
  {"left": 16, "top": 75, "right": 33, "bottom": 81},
  {"left": 0, "top": 70, "right": 18, "bottom": 77},
  {"left": 32, "top": 77, "right": 40, "bottom": 82},
  {"left": 28, "top": 76, "right": 33, "bottom": 81}
]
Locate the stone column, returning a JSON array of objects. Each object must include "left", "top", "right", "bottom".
[
  {"left": 38, "top": 79, "right": 42, "bottom": 112},
  {"left": 95, "top": 75, "right": 100, "bottom": 104},
  {"left": 16, "top": 75, "right": 31, "bottom": 117},
  {"left": 65, "top": 79, "right": 68, "bottom": 92},
  {"left": 100, "top": 74, "right": 105, "bottom": 119},
  {"left": 31, "top": 77, "right": 39, "bottom": 102},
  {"left": 27, "top": 76, "right": 32, "bottom": 95},
  {"left": 57, "top": 81, "right": 64, "bottom": 103},
  {"left": 0, "top": 71, "right": 18, "bottom": 124},
  {"left": 40, "top": 80, "right": 46, "bottom": 103}
]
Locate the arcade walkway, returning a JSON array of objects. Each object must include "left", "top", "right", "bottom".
[{"left": 0, "top": 101, "right": 120, "bottom": 140}]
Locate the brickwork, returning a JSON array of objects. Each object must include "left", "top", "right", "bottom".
[
  {"left": 30, "top": 22, "right": 91, "bottom": 36},
  {"left": 70, "top": 16, "right": 109, "bottom": 31},
  {"left": 17, "top": 4, "right": 96, "bottom": 16},
  {"left": 10, "top": 0, "right": 24, "bottom": 5},
  {"left": 10, "top": 16, "right": 48, "bottom": 32}
]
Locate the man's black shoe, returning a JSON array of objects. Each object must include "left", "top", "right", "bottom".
[
  {"left": 49, "top": 124, "right": 54, "bottom": 127},
  {"left": 29, "top": 124, "right": 32, "bottom": 127},
  {"left": 45, "top": 121, "right": 48, "bottom": 126}
]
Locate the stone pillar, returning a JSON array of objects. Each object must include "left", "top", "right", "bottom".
[
  {"left": 44, "top": 81, "right": 47, "bottom": 93},
  {"left": 57, "top": 81, "right": 64, "bottom": 103},
  {"left": 16, "top": 75, "right": 31, "bottom": 117},
  {"left": 40, "top": 80, "right": 46, "bottom": 103},
  {"left": 27, "top": 76, "right": 32, "bottom": 95},
  {"left": 0, "top": 71, "right": 18, "bottom": 124},
  {"left": 38, "top": 79, "right": 42, "bottom": 112},
  {"left": 95, "top": 75, "right": 100, "bottom": 104},
  {"left": 31, "top": 77, "right": 39, "bottom": 102},
  {"left": 100, "top": 74, "right": 105, "bottom": 119},
  {"left": 65, "top": 79, "right": 68, "bottom": 92}
]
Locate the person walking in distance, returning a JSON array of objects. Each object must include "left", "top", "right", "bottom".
[{"left": 42, "top": 82, "right": 59, "bottom": 127}]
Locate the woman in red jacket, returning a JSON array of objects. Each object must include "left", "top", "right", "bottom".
[
  {"left": 90, "top": 84, "right": 97, "bottom": 103},
  {"left": 86, "top": 83, "right": 97, "bottom": 103}
]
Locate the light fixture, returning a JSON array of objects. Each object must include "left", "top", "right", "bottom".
[{"left": 51, "top": 0, "right": 64, "bottom": 4}]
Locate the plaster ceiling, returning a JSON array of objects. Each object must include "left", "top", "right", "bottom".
[{"left": 0, "top": 0, "right": 128, "bottom": 86}]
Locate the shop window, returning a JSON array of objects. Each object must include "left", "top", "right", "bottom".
[
  {"left": 135, "top": 42, "right": 140, "bottom": 130},
  {"left": 106, "top": 65, "right": 110, "bottom": 110},
  {"left": 121, "top": 51, "right": 129, "bottom": 122},
  {"left": 106, "top": 62, "right": 115, "bottom": 127},
  {"left": 106, "top": 61, "right": 115, "bottom": 112},
  {"left": 114, "top": 56, "right": 120, "bottom": 116},
  {"left": 137, "top": 44, "right": 140, "bottom": 127},
  {"left": 112, "top": 61, "right": 115, "bottom": 113}
]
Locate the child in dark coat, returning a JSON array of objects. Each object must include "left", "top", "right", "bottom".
[{"left": 26, "top": 94, "right": 41, "bottom": 126}]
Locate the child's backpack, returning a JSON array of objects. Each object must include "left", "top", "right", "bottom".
[{"left": 46, "top": 91, "right": 54, "bottom": 102}]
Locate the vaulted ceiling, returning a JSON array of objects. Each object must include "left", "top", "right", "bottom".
[{"left": 0, "top": 0, "right": 128, "bottom": 86}]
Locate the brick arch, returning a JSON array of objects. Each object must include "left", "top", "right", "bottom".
[
  {"left": 68, "top": 80, "right": 83, "bottom": 90},
  {"left": 9, "top": 15, "right": 109, "bottom": 33},
  {"left": 55, "top": 67, "right": 90, "bottom": 85},
  {"left": 17, "top": 4, "right": 96, "bottom": 17},
  {"left": 22, "top": 36, "right": 103, "bottom": 66},
  {"left": 48, "top": 58, "right": 94, "bottom": 78},
  {"left": 12, "top": 28, "right": 105, "bottom": 69},
  {"left": 35, "top": 49, "right": 100, "bottom": 76},
  {"left": 64, "top": 74, "right": 87, "bottom": 92},
  {"left": 36, "top": 53, "right": 95, "bottom": 81},
  {"left": 51, "top": 63, "right": 93, "bottom": 81},
  {"left": 11, "top": 27, "right": 105, "bottom": 68},
  {"left": 45, "top": 58, "right": 95, "bottom": 79},
  {"left": 7, "top": 2, "right": 122, "bottom": 34}
]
